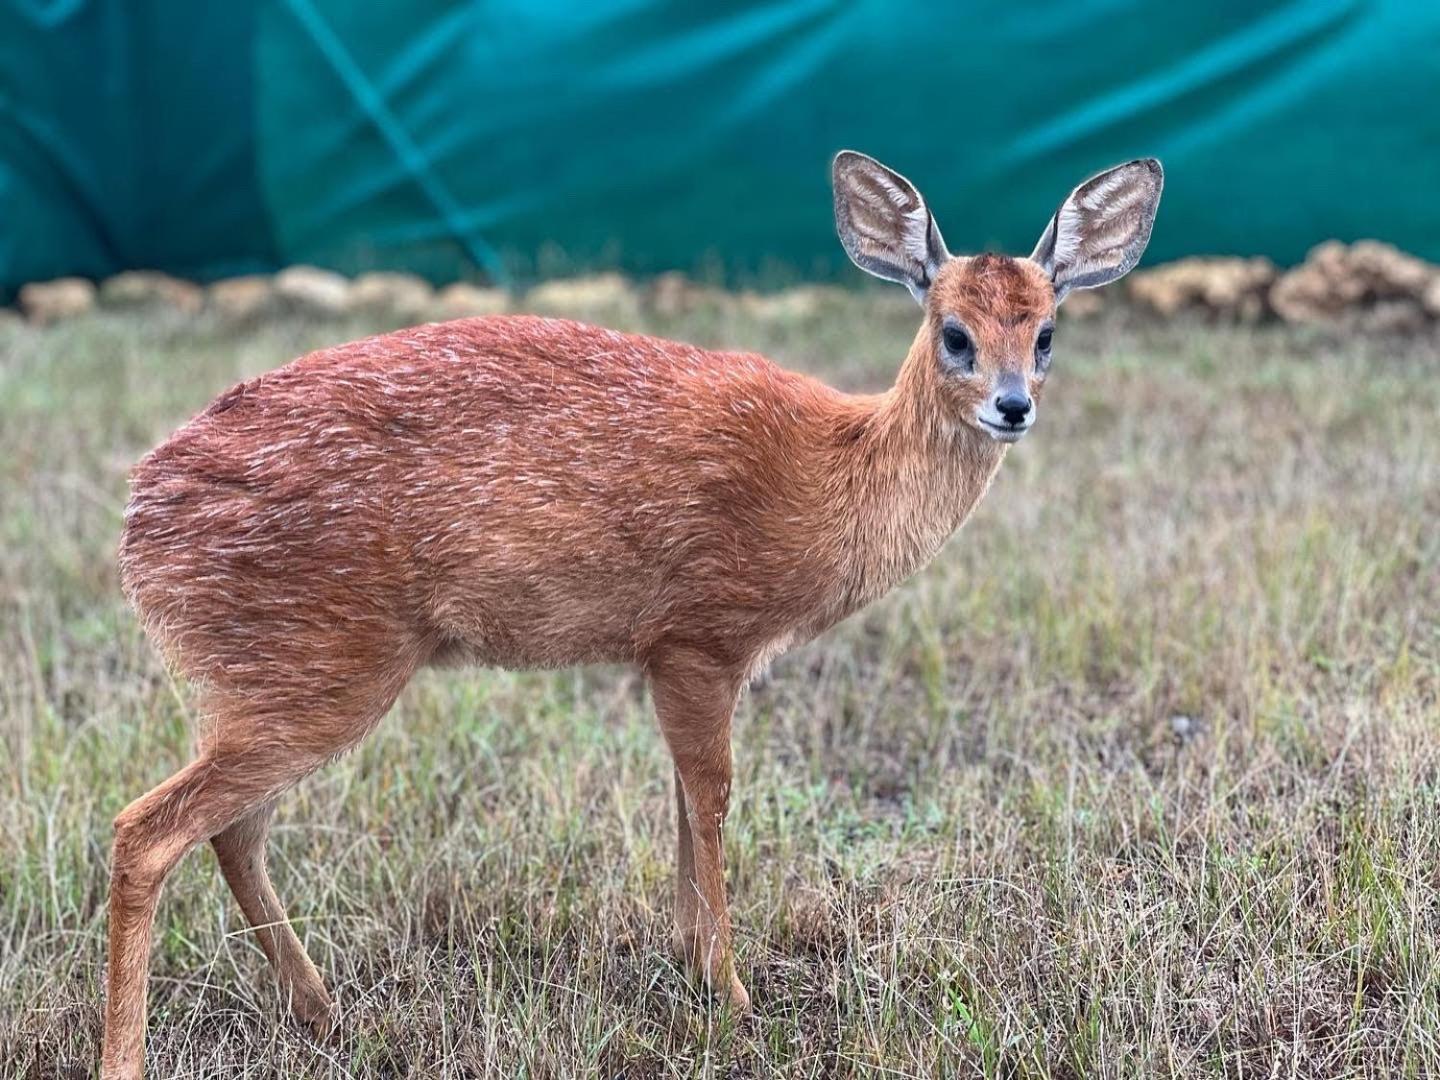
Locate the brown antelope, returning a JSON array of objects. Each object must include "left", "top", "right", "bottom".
[{"left": 103, "top": 151, "right": 1161, "bottom": 1077}]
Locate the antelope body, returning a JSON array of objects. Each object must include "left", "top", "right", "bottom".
[{"left": 102, "top": 152, "right": 1162, "bottom": 1077}]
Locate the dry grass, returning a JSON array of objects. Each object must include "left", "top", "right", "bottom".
[{"left": 1, "top": 296, "right": 1437, "bottom": 1079}]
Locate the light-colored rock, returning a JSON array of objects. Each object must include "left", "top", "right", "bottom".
[
  {"left": 348, "top": 271, "right": 434, "bottom": 321},
  {"left": 525, "top": 273, "right": 636, "bottom": 314},
  {"left": 273, "top": 265, "right": 351, "bottom": 315},
  {"left": 1270, "top": 242, "right": 1350, "bottom": 323},
  {"left": 430, "top": 282, "right": 510, "bottom": 320},
  {"left": 1270, "top": 240, "right": 1439, "bottom": 326},
  {"left": 737, "top": 285, "right": 848, "bottom": 322},
  {"left": 1127, "top": 257, "right": 1276, "bottom": 322},
  {"left": 1424, "top": 276, "right": 1440, "bottom": 318},
  {"left": 99, "top": 270, "right": 204, "bottom": 314},
  {"left": 19, "top": 277, "right": 96, "bottom": 324},
  {"left": 1348, "top": 239, "right": 1434, "bottom": 294},
  {"left": 646, "top": 272, "right": 733, "bottom": 317},
  {"left": 1169, "top": 714, "right": 1196, "bottom": 741},
  {"left": 1060, "top": 289, "right": 1106, "bottom": 319},
  {"left": 1359, "top": 300, "right": 1429, "bottom": 336},
  {"left": 207, "top": 275, "right": 275, "bottom": 321}
]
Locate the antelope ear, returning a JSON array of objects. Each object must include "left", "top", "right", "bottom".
[
  {"left": 1031, "top": 159, "right": 1163, "bottom": 302},
  {"left": 832, "top": 151, "right": 948, "bottom": 304}
]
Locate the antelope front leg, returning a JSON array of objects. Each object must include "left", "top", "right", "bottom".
[{"left": 649, "top": 651, "right": 750, "bottom": 1011}]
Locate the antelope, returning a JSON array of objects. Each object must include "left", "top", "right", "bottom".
[{"left": 103, "top": 151, "right": 1162, "bottom": 1078}]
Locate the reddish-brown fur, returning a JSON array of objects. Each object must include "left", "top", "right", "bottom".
[{"left": 104, "top": 259, "right": 1059, "bottom": 1077}]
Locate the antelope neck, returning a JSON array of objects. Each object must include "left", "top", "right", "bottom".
[{"left": 821, "top": 324, "right": 1008, "bottom": 610}]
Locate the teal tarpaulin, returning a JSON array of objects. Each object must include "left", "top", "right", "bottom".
[{"left": 2, "top": 0, "right": 1438, "bottom": 295}]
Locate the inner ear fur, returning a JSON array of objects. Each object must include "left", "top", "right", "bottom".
[
  {"left": 833, "top": 150, "right": 949, "bottom": 302},
  {"left": 1032, "top": 158, "right": 1163, "bottom": 300}
]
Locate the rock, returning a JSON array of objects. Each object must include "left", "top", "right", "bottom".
[
  {"left": 737, "top": 285, "right": 848, "bottom": 321},
  {"left": 207, "top": 275, "right": 276, "bottom": 321},
  {"left": 646, "top": 272, "right": 733, "bottom": 317},
  {"left": 1060, "top": 290, "right": 1106, "bottom": 319},
  {"left": 1270, "top": 240, "right": 1439, "bottom": 327},
  {"left": 99, "top": 270, "right": 204, "bottom": 314},
  {"left": 347, "top": 271, "right": 434, "bottom": 321},
  {"left": 1127, "top": 257, "right": 1276, "bottom": 322},
  {"left": 19, "top": 277, "right": 96, "bottom": 324},
  {"left": 525, "top": 273, "right": 636, "bottom": 315},
  {"left": 1359, "top": 299, "right": 1429, "bottom": 335},
  {"left": 1424, "top": 276, "right": 1440, "bottom": 318},
  {"left": 1348, "top": 239, "right": 1434, "bottom": 294},
  {"left": 273, "top": 265, "right": 351, "bottom": 315},
  {"left": 430, "top": 282, "right": 510, "bottom": 320},
  {"left": 1269, "top": 241, "right": 1352, "bottom": 323}
]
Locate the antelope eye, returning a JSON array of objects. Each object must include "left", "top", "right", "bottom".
[
  {"left": 1037, "top": 327, "right": 1053, "bottom": 353},
  {"left": 942, "top": 325, "right": 971, "bottom": 355}
]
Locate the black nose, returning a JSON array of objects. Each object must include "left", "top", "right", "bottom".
[{"left": 996, "top": 393, "right": 1032, "bottom": 426}]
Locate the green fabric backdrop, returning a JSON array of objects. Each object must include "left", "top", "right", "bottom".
[{"left": 2, "top": 0, "right": 1438, "bottom": 295}]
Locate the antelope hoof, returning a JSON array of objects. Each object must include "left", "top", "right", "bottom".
[
  {"left": 725, "top": 973, "right": 752, "bottom": 1013},
  {"left": 675, "top": 943, "right": 751, "bottom": 1012},
  {"left": 306, "top": 1005, "right": 339, "bottom": 1042},
  {"left": 291, "top": 993, "right": 339, "bottom": 1041}
]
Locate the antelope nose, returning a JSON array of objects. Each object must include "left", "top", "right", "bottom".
[{"left": 996, "top": 393, "right": 1032, "bottom": 426}]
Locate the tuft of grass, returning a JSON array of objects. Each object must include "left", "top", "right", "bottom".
[{"left": 1, "top": 299, "right": 1437, "bottom": 1078}]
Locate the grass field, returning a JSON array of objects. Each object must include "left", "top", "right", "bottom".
[{"left": 1, "top": 295, "right": 1437, "bottom": 1079}]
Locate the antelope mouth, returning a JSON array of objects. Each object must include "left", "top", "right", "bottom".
[{"left": 977, "top": 417, "right": 1031, "bottom": 443}]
